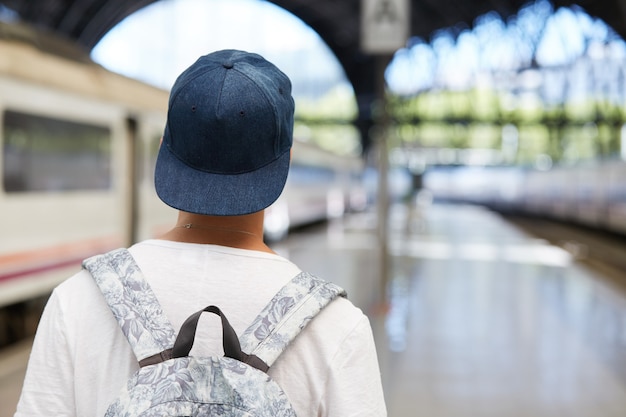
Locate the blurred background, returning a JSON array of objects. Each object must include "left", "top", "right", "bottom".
[{"left": 1, "top": 0, "right": 626, "bottom": 415}]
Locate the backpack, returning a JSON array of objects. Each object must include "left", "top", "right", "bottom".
[{"left": 83, "top": 248, "right": 346, "bottom": 417}]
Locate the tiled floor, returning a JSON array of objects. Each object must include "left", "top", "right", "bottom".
[{"left": 377, "top": 204, "right": 626, "bottom": 417}]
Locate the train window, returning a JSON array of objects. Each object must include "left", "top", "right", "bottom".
[{"left": 2, "top": 110, "right": 111, "bottom": 192}]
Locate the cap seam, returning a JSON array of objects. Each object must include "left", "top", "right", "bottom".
[
  {"left": 166, "top": 65, "right": 221, "bottom": 165},
  {"left": 232, "top": 66, "right": 283, "bottom": 157}
]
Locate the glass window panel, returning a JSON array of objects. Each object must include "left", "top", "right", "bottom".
[{"left": 3, "top": 110, "right": 111, "bottom": 192}]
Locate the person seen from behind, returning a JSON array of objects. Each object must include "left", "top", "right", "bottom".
[{"left": 15, "top": 49, "right": 387, "bottom": 416}]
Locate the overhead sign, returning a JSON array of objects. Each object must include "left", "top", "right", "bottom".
[{"left": 361, "top": 0, "right": 410, "bottom": 54}]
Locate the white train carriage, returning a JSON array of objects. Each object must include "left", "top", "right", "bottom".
[
  {"left": 264, "top": 139, "right": 366, "bottom": 241},
  {"left": 0, "top": 31, "right": 175, "bottom": 307},
  {"left": 603, "top": 158, "right": 626, "bottom": 234},
  {"left": 571, "top": 161, "right": 606, "bottom": 227},
  {"left": 423, "top": 156, "right": 626, "bottom": 237}
]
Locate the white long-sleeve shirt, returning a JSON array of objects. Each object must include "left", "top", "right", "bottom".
[{"left": 15, "top": 239, "right": 387, "bottom": 417}]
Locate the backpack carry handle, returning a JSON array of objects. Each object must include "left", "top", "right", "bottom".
[{"left": 172, "top": 305, "right": 269, "bottom": 372}]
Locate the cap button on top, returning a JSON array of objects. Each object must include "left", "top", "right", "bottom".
[{"left": 223, "top": 61, "right": 234, "bottom": 69}]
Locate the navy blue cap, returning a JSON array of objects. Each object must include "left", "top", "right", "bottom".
[{"left": 155, "top": 49, "right": 295, "bottom": 216}]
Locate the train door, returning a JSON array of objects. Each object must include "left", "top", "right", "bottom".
[{"left": 134, "top": 112, "right": 176, "bottom": 242}]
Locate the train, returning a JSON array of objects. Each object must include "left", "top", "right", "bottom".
[
  {"left": 0, "top": 22, "right": 367, "bottom": 310},
  {"left": 421, "top": 157, "right": 626, "bottom": 236}
]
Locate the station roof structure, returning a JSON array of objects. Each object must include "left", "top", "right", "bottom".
[{"left": 1, "top": 0, "right": 624, "bottom": 150}]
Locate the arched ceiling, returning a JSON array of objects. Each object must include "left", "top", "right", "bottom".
[{"left": 1, "top": 0, "right": 624, "bottom": 150}]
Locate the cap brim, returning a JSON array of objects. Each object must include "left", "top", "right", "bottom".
[{"left": 154, "top": 143, "right": 290, "bottom": 216}]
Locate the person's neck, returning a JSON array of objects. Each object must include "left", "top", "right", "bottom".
[{"left": 159, "top": 211, "right": 274, "bottom": 254}]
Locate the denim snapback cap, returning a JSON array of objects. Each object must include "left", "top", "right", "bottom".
[{"left": 155, "top": 49, "right": 295, "bottom": 216}]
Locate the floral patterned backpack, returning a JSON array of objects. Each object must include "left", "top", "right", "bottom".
[{"left": 83, "top": 248, "right": 346, "bottom": 417}]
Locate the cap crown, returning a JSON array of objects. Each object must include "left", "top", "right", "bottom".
[{"left": 164, "top": 50, "right": 294, "bottom": 174}]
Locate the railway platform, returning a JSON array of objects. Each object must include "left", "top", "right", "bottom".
[{"left": 2, "top": 202, "right": 626, "bottom": 417}]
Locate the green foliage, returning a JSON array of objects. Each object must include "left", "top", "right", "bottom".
[
  {"left": 389, "top": 87, "right": 626, "bottom": 164},
  {"left": 293, "top": 84, "right": 361, "bottom": 156},
  {"left": 295, "top": 84, "right": 357, "bottom": 121}
]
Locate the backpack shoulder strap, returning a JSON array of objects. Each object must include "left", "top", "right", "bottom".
[
  {"left": 82, "top": 248, "right": 177, "bottom": 365},
  {"left": 239, "top": 271, "right": 346, "bottom": 368}
]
